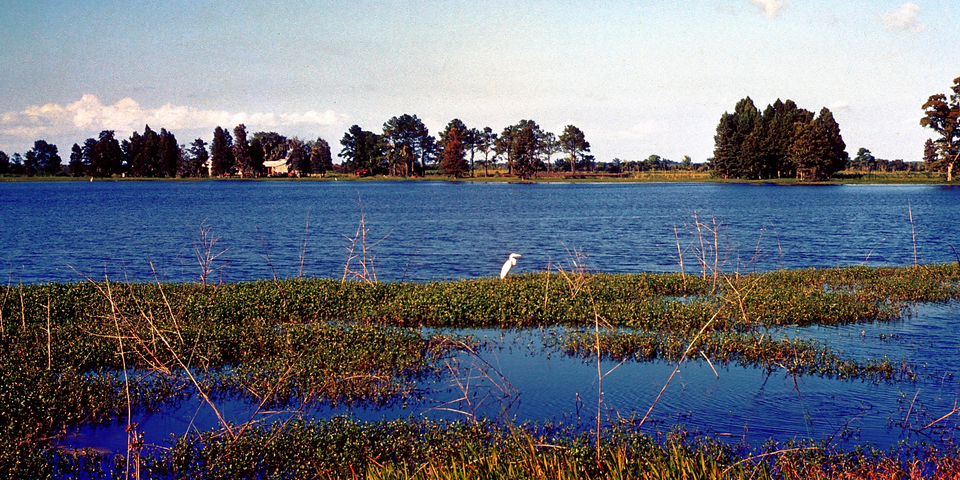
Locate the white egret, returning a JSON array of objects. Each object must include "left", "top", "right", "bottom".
[{"left": 500, "top": 253, "right": 521, "bottom": 279}]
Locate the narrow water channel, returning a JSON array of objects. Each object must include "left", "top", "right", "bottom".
[{"left": 57, "top": 302, "right": 960, "bottom": 455}]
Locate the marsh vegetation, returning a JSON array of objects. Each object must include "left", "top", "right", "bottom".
[{"left": 2, "top": 260, "right": 959, "bottom": 478}]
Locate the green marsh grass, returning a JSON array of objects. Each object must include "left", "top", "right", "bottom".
[{"left": 2, "top": 263, "right": 960, "bottom": 477}]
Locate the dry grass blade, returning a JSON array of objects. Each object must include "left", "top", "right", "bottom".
[
  {"left": 920, "top": 398, "right": 960, "bottom": 431},
  {"left": 909, "top": 202, "right": 919, "bottom": 266},
  {"left": 194, "top": 219, "right": 228, "bottom": 285},
  {"left": 342, "top": 194, "right": 391, "bottom": 283},
  {"left": 430, "top": 340, "right": 518, "bottom": 422},
  {"left": 298, "top": 211, "right": 310, "bottom": 278},
  {"left": 638, "top": 306, "right": 725, "bottom": 429}
]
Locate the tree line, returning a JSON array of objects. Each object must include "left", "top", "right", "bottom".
[
  {"left": 0, "top": 125, "right": 334, "bottom": 179},
  {"left": 3, "top": 80, "right": 958, "bottom": 181},
  {"left": 339, "top": 116, "right": 593, "bottom": 180},
  {"left": 0, "top": 117, "right": 596, "bottom": 180}
]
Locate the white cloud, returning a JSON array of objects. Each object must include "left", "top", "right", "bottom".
[
  {"left": 881, "top": 3, "right": 924, "bottom": 32},
  {"left": 0, "top": 95, "right": 348, "bottom": 146},
  {"left": 828, "top": 100, "right": 850, "bottom": 112},
  {"left": 749, "top": 0, "right": 786, "bottom": 18}
]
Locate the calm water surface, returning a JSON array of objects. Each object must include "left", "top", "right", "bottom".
[{"left": 1, "top": 180, "right": 958, "bottom": 283}]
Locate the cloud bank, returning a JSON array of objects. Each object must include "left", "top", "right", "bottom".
[
  {"left": 882, "top": 3, "right": 924, "bottom": 32},
  {"left": 0, "top": 95, "right": 346, "bottom": 149}
]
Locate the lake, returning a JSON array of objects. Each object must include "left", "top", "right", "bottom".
[
  {"left": 1, "top": 180, "right": 958, "bottom": 283},
  {"left": 4, "top": 180, "right": 959, "bottom": 454}
]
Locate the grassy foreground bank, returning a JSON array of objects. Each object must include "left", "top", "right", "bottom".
[{"left": 2, "top": 264, "right": 959, "bottom": 478}]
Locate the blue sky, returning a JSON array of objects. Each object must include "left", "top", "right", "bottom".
[{"left": 1, "top": 0, "right": 957, "bottom": 164}]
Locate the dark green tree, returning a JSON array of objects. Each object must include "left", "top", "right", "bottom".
[
  {"left": 232, "top": 124, "right": 255, "bottom": 177},
  {"left": 0, "top": 150, "right": 9, "bottom": 175},
  {"left": 158, "top": 128, "right": 179, "bottom": 177},
  {"left": 644, "top": 155, "right": 663, "bottom": 171},
  {"left": 286, "top": 137, "right": 311, "bottom": 176},
  {"left": 383, "top": 114, "right": 433, "bottom": 176},
  {"left": 921, "top": 76, "right": 960, "bottom": 181},
  {"left": 816, "top": 107, "right": 849, "bottom": 173},
  {"left": 789, "top": 120, "right": 833, "bottom": 180},
  {"left": 10, "top": 152, "right": 24, "bottom": 175},
  {"left": 464, "top": 127, "right": 480, "bottom": 176},
  {"left": 23, "top": 145, "right": 40, "bottom": 175},
  {"left": 539, "top": 131, "right": 558, "bottom": 172},
  {"left": 125, "top": 125, "right": 161, "bottom": 177},
  {"left": 440, "top": 121, "right": 468, "bottom": 177},
  {"left": 748, "top": 99, "right": 814, "bottom": 178},
  {"left": 510, "top": 120, "right": 541, "bottom": 181},
  {"left": 68, "top": 144, "right": 86, "bottom": 177},
  {"left": 498, "top": 120, "right": 543, "bottom": 178},
  {"left": 852, "top": 147, "right": 876, "bottom": 172},
  {"left": 10, "top": 153, "right": 24, "bottom": 175},
  {"left": 711, "top": 98, "right": 763, "bottom": 178},
  {"left": 249, "top": 137, "right": 265, "bottom": 175},
  {"left": 475, "top": 126, "right": 497, "bottom": 177},
  {"left": 252, "top": 131, "right": 288, "bottom": 168},
  {"left": 339, "top": 125, "right": 385, "bottom": 174},
  {"left": 711, "top": 112, "right": 739, "bottom": 178},
  {"left": 186, "top": 138, "right": 209, "bottom": 177},
  {"left": 923, "top": 139, "right": 938, "bottom": 172},
  {"left": 26, "top": 140, "right": 62, "bottom": 175},
  {"left": 494, "top": 124, "right": 519, "bottom": 175},
  {"left": 735, "top": 98, "right": 763, "bottom": 178},
  {"left": 712, "top": 98, "right": 842, "bottom": 180},
  {"left": 310, "top": 138, "right": 333, "bottom": 177},
  {"left": 87, "top": 131, "right": 124, "bottom": 177},
  {"left": 81, "top": 138, "right": 97, "bottom": 176},
  {"left": 558, "top": 125, "right": 591, "bottom": 174},
  {"left": 210, "top": 126, "right": 234, "bottom": 176}
]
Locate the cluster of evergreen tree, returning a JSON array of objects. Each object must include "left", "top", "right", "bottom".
[{"left": 711, "top": 98, "right": 848, "bottom": 181}]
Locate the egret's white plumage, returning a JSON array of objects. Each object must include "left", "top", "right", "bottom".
[{"left": 500, "top": 253, "right": 521, "bottom": 279}]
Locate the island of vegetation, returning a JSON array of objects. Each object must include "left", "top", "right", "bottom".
[{"left": 1, "top": 77, "right": 958, "bottom": 184}]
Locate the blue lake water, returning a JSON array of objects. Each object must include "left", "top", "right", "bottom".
[
  {"left": 4, "top": 180, "right": 959, "bottom": 454},
  {"left": 1, "top": 180, "right": 959, "bottom": 283}
]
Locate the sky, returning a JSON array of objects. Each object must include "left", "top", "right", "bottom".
[{"left": 1, "top": 0, "right": 957, "bottom": 164}]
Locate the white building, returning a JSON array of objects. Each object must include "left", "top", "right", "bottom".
[{"left": 263, "top": 159, "right": 288, "bottom": 176}]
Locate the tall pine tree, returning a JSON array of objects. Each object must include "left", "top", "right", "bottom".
[{"left": 210, "top": 126, "right": 234, "bottom": 176}]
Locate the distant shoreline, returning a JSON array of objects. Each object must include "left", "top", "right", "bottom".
[{"left": 0, "top": 170, "right": 953, "bottom": 185}]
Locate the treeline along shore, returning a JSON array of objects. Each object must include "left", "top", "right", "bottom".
[{"left": 2, "top": 76, "right": 959, "bottom": 183}]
